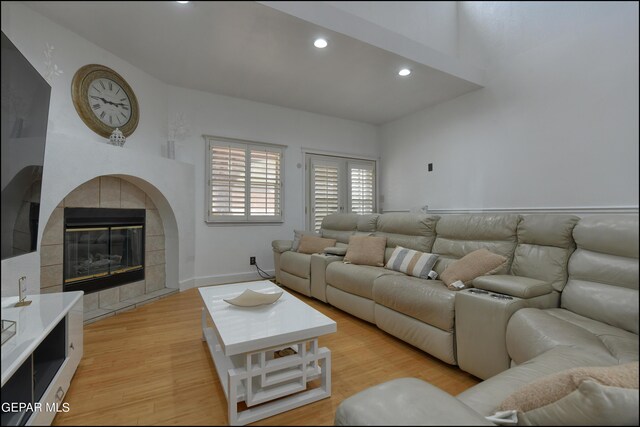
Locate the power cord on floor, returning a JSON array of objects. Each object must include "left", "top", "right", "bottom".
[{"left": 255, "top": 262, "right": 274, "bottom": 280}]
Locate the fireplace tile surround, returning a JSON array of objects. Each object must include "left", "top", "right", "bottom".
[{"left": 40, "top": 176, "right": 174, "bottom": 323}]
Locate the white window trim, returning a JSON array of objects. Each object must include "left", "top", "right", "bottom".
[{"left": 204, "top": 135, "right": 286, "bottom": 224}]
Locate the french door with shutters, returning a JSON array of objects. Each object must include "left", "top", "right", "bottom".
[{"left": 306, "top": 154, "right": 376, "bottom": 231}]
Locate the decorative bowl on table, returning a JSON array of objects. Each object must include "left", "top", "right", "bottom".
[{"left": 224, "top": 289, "right": 283, "bottom": 307}]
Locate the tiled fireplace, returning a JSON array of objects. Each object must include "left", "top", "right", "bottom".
[
  {"left": 40, "top": 176, "right": 176, "bottom": 323},
  {"left": 63, "top": 207, "right": 145, "bottom": 294}
]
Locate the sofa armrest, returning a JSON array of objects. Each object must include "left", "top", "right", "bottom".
[
  {"left": 323, "top": 246, "right": 347, "bottom": 256},
  {"left": 473, "top": 275, "right": 552, "bottom": 299},
  {"left": 272, "top": 239, "right": 293, "bottom": 254},
  {"left": 310, "top": 253, "right": 344, "bottom": 302}
]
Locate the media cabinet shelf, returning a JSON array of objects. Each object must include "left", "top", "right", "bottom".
[{"left": 1, "top": 292, "right": 83, "bottom": 426}]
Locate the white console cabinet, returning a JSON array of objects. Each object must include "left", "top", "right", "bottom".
[{"left": 1, "top": 292, "right": 83, "bottom": 426}]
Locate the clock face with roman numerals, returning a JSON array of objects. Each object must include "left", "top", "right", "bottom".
[
  {"left": 72, "top": 64, "right": 139, "bottom": 138},
  {"left": 87, "top": 78, "right": 132, "bottom": 127}
]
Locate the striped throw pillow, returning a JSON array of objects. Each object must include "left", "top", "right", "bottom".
[{"left": 385, "top": 246, "right": 438, "bottom": 279}]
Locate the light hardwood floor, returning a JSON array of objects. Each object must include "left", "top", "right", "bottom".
[{"left": 53, "top": 286, "right": 479, "bottom": 426}]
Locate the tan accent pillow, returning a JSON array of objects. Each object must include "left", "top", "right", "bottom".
[
  {"left": 440, "top": 248, "right": 507, "bottom": 289},
  {"left": 296, "top": 235, "right": 336, "bottom": 254},
  {"left": 292, "top": 229, "right": 319, "bottom": 251},
  {"left": 492, "top": 362, "right": 639, "bottom": 426},
  {"left": 344, "top": 235, "right": 387, "bottom": 266}
]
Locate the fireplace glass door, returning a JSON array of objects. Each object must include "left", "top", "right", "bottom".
[{"left": 64, "top": 225, "right": 144, "bottom": 284}]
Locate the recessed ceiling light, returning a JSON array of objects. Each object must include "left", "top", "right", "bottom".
[
  {"left": 398, "top": 68, "right": 411, "bottom": 77},
  {"left": 177, "top": 1, "right": 189, "bottom": 4},
  {"left": 314, "top": 38, "right": 328, "bottom": 49}
]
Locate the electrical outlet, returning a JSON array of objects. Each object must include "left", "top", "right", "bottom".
[{"left": 250, "top": 256, "right": 256, "bottom": 265}]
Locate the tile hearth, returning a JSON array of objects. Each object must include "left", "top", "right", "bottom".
[{"left": 84, "top": 287, "right": 177, "bottom": 324}]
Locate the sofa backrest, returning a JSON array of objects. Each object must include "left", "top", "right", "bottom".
[
  {"left": 357, "top": 214, "right": 379, "bottom": 234},
  {"left": 372, "top": 213, "right": 439, "bottom": 261},
  {"left": 432, "top": 214, "right": 521, "bottom": 275},
  {"left": 510, "top": 214, "right": 579, "bottom": 292},
  {"left": 321, "top": 213, "right": 358, "bottom": 243},
  {"left": 563, "top": 215, "right": 639, "bottom": 335}
]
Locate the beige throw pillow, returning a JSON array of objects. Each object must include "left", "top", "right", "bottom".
[
  {"left": 440, "top": 248, "right": 507, "bottom": 289},
  {"left": 292, "top": 229, "right": 320, "bottom": 252},
  {"left": 344, "top": 235, "right": 387, "bottom": 266},
  {"left": 493, "top": 362, "right": 639, "bottom": 426},
  {"left": 296, "top": 235, "right": 336, "bottom": 254}
]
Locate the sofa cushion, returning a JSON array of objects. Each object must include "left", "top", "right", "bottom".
[
  {"left": 510, "top": 215, "right": 579, "bottom": 292},
  {"left": 335, "top": 378, "right": 493, "bottom": 426},
  {"left": 320, "top": 213, "right": 358, "bottom": 243},
  {"left": 374, "top": 213, "right": 439, "bottom": 253},
  {"left": 506, "top": 308, "right": 639, "bottom": 366},
  {"left": 440, "top": 248, "right": 508, "bottom": 289},
  {"left": 344, "top": 235, "right": 387, "bottom": 266},
  {"left": 573, "top": 214, "right": 639, "bottom": 259},
  {"left": 563, "top": 214, "right": 639, "bottom": 334},
  {"left": 373, "top": 275, "right": 456, "bottom": 332},
  {"left": 432, "top": 214, "right": 520, "bottom": 275},
  {"left": 326, "top": 262, "right": 401, "bottom": 299},
  {"left": 495, "top": 362, "right": 639, "bottom": 426},
  {"left": 297, "top": 235, "right": 336, "bottom": 254},
  {"left": 458, "top": 345, "right": 619, "bottom": 417},
  {"left": 280, "top": 251, "right": 312, "bottom": 279},
  {"left": 384, "top": 246, "right": 438, "bottom": 279},
  {"left": 356, "top": 214, "right": 379, "bottom": 233}
]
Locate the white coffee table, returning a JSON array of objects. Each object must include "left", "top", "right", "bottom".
[{"left": 199, "top": 280, "right": 337, "bottom": 425}]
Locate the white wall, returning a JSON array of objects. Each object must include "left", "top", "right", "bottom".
[
  {"left": 1, "top": 2, "right": 379, "bottom": 293},
  {"left": 1, "top": 2, "right": 189, "bottom": 295},
  {"left": 380, "top": 2, "right": 639, "bottom": 212},
  {"left": 325, "top": 1, "right": 458, "bottom": 57},
  {"left": 167, "top": 85, "right": 379, "bottom": 285},
  {"left": 0, "top": 2, "right": 168, "bottom": 156}
]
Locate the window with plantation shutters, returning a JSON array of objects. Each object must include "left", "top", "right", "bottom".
[
  {"left": 306, "top": 154, "right": 376, "bottom": 231},
  {"left": 250, "top": 147, "right": 281, "bottom": 217},
  {"left": 311, "top": 161, "right": 340, "bottom": 231},
  {"left": 348, "top": 161, "right": 375, "bottom": 215},
  {"left": 205, "top": 136, "right": 285, "bottom": 223}
]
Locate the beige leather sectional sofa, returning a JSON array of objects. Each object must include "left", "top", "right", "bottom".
[{"left": 272, "top": 212, "right": 639, "bottom": 425}]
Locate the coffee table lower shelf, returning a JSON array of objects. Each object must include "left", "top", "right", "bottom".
[{"left": 201, "top": 309, "right": 332, "bottom": 425}]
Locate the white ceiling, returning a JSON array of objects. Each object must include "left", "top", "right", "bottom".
[{"left": 25, "top": 1, "right": 482, "bottom": 125}]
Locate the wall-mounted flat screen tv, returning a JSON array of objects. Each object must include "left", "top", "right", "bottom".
[{"left": 1, "top": 31, "right": 51, "bottom": 260}]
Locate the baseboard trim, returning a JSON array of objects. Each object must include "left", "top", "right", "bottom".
[
  {"left": 193, "top": 270, "right": 276, "bottom": 288},
  {"left": 179, "top": 278, "right": 195, "bottom": 291},
  {"left": 383, "top": 206, "right": 639, "bottom": 215}
]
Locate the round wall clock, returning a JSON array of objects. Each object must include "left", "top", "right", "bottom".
[{"left": 71, "top": 64, "right": 139, "bottom": 138}]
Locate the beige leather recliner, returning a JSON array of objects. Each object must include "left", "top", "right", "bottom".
[
  {"left": 372, "top": 214, "right": 520, "bottom": 365},
  {"left": 272, "top": 214, "right": 358, "bottom": 297},
  {"left": 325, "top": 213, "right": 439, "bottom": 324},
  {"left": 455, "top": 214, "right": 580, "bottom": 379},
  {"left": 334, "top": 214, "right": 639, "bottom": 426}
]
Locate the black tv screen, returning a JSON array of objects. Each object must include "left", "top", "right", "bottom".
[{"left": 1, "top": 31, "right": 51, "bottom": 260}]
